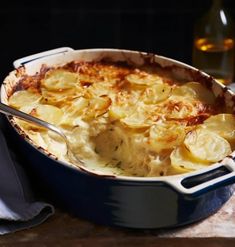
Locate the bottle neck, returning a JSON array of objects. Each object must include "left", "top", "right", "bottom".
[
  {"left": 207, "top": 0, "right": 230, "bottom": 37},
  {"left": 194, "top": 0, "right": 234, "bottom": 40}
]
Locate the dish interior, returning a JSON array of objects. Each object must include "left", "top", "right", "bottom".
[{"left": 4, "top": 50, "right": 235, "bottom": 177}]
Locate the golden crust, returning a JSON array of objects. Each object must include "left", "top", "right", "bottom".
[{"left": 7, "top": 61, "right": 233, "bottom": 177}]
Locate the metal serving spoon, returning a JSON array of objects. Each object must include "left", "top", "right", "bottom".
[{"left": 0, "top": 102, "right": 84, "bottom": 166}]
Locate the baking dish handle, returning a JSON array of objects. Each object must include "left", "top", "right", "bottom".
[
  {"left": 166, "top": 160, "right": 235, "bottom": 196},
  {"left": 13, "top": 47, "right": 74, "bottom": 68}
]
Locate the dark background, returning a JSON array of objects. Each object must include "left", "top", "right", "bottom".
[{"left": 0, "top": 0, "right": 235, "bottom": 81}]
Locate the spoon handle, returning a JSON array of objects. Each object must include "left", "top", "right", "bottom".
[
  {"left": 0, "top": 102, "right": 66, "bottom": 141},
  {"left": 0, "top": 102, "right": 84, "bottom": 166},
  {"left": 0, "top": 103, "right": 83, "bottom": 165}
]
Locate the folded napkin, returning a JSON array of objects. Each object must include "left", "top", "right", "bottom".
[{"left": 0, "top": 117, "right": 54, "bottom": 235}]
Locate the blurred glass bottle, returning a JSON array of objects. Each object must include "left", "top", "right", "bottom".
[{"left": 192, "top": 0, "right": 235, "bottom": 84}]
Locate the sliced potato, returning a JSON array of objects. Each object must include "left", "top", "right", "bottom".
[
  {"left": 149, "top": 122, "right": 186, "bottom": 152},
  {"left": 66, "top": 97, "right": 89, "bottom": 116},
  {"left": 158, "top": 97, "right": 198, "bottom": 119},
  {"left": 126, "top": 73, "right": 163, "bottom": 86},
  {"left": 109, "top": 105, "right": 129, "bottom": 120},
  {"left": 8, "top": 90, "right": 41, "bottom": 109},
  {"left": 173, "top": 82, "right": 215, "bottom": 104},
  {"left": 142, "top": 83, "right": 171, "bottom": 104},
  {"left": 14, "top": 118, "right": 43, "bottom": 131},
  {"left": 42, "top": 69, "right": 78, "bottom": 90},
  {"left": 201, "top": 114, "right": 235, "bottom": 142},
  {"left": 41, "top": 86, "right": 83, "bottom": 106},
  {"left": 184, "top": 128, "right": 231, "bottom": 163},
  {"left": 85, "top": 95, "right": 112, "bottom": 119},
  {"left": 20, "top": 105, "right": 38, "bottom": 114},
  {"left": 60, "top": 97, "right": 89, "bottom": 126},
  {"left": 88, "top": 81, "right": 113, "bottom": 96},
  {"left": 170, "top": 145, "right": 210, "bottom": 174},
  {"left": 172, "top": 84, "right": 196, "bottom": 98},
  {"left": 32, "top": 104, "right": 64, "bottom": 125},
  {"left": 40, "top": 131, "right": 67, "bottom": 159},
  {"left": 121, "top": 110, "right": 151, "bottom": 128},
  {"left": 78, "top": 73, "right": 101, "bottom": 85},
  {"left": 59, "top": 115, "right": 75, "bottom": 127}
]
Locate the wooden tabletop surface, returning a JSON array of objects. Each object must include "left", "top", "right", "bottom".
[{"left": 0, "top": 209, "right": 235, "bottom": 247}]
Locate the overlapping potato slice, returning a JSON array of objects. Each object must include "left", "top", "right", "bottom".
[
  {"left": 120, "top": 108, "right": 152, "bottom": 128},
  {"left": 109, "top": 105, "right": 129, "bottom": 120},
  {"left": 172, "top": 84, "right": 196, "bottom": 98},
  {"left": 84, "top": 95, "right": 112, "bottom": 119},
  {"left": 32, "top": 104, "right": 64, "bottom": 125},
  {"left": 185, "top": 82, "right": 215, "bottom": 104},
  {"left": 42, "top": 69, "right": 79, "bottom": 90},
  {"left": 13, "top": 118, "right": 41, "bottom": 131},
  {"left": 41, "top": 87, "right": 81, "bottom": 107},
  {"left": 170, "top": 145, "right": 210, "bottom": 174},
  {"left": 8, "top": 90, "right": 41, "bottom": 109},
  {"left": 60, "top": 97, "right": 89, "bottom": 127},
  {"left": 157, "top": 97, "right": 199, "bottom": 119},
  {"left": 114, "top": 89, "right": 141, "bottom": 108},
  {"left": 149, "top": 122, "right": 186, "bottom": 152},
  {"left": 43, "top": 131, "right": 67, "bottom": 159},
  {"left": 19, "top": 105, "right": 37, "bottom": 114},
  {"left": 68, "top": 97, "right": 89, "bottom": 115},
  {"left": 184, "top": 128, "right": 231, "bottom": 163},
  {"left": 27, "top": 131, "right": 48, "bottom": 149},
  {"left": 13, "top": 104, "right": 63, "bottom": 131},
  {"left": 125, "top": 73, "right": 163, "bottom": 86},
  {"left": 78, "top": 69, "right": 107, "bottom": 85},
  {"left": 201, "top": 114, "right": 235, "bottom": 142},
  {"left": 108, "top": 88, "right": 142, "bottom": 121},
  {"left": 172, "top": 82, "right": 215, "bottom": 104},
  {"left": 142, "top": 83, "right": 171, "bottom": 104},
  {"left": 87, "top": 81, "right": 114, "bottom": 97}
]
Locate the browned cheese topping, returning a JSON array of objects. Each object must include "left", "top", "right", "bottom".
[{"left": 8, "top": 61, "right": 235, "bottom": 176}]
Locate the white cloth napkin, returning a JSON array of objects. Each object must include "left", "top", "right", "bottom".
[{"left": 0, "top": 119, "right": 54, "bottom": 234}]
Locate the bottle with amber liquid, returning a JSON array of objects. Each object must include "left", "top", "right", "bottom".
[{"left": 192, "top": 0, "right": 234, "bottom": 84}]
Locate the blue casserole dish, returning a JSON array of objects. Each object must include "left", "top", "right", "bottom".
[{"left": 1, "top": 47, "right": 235, "bottom": 229}]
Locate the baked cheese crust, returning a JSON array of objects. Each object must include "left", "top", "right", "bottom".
[{"left": 8, "top": 61, "right": 235, "bottom": 176}]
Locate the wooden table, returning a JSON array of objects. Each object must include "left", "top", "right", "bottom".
[{"left": 0, "top": 209, "right": 235, "bottom": 247}]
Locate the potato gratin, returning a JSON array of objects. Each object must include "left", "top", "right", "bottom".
[{"left": 8, "top": 61, "right": 235, "bottom": 176}]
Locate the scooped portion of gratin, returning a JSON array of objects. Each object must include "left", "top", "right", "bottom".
[{"left": 8, "top": 61, "right": 235, "bottom": 176}]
